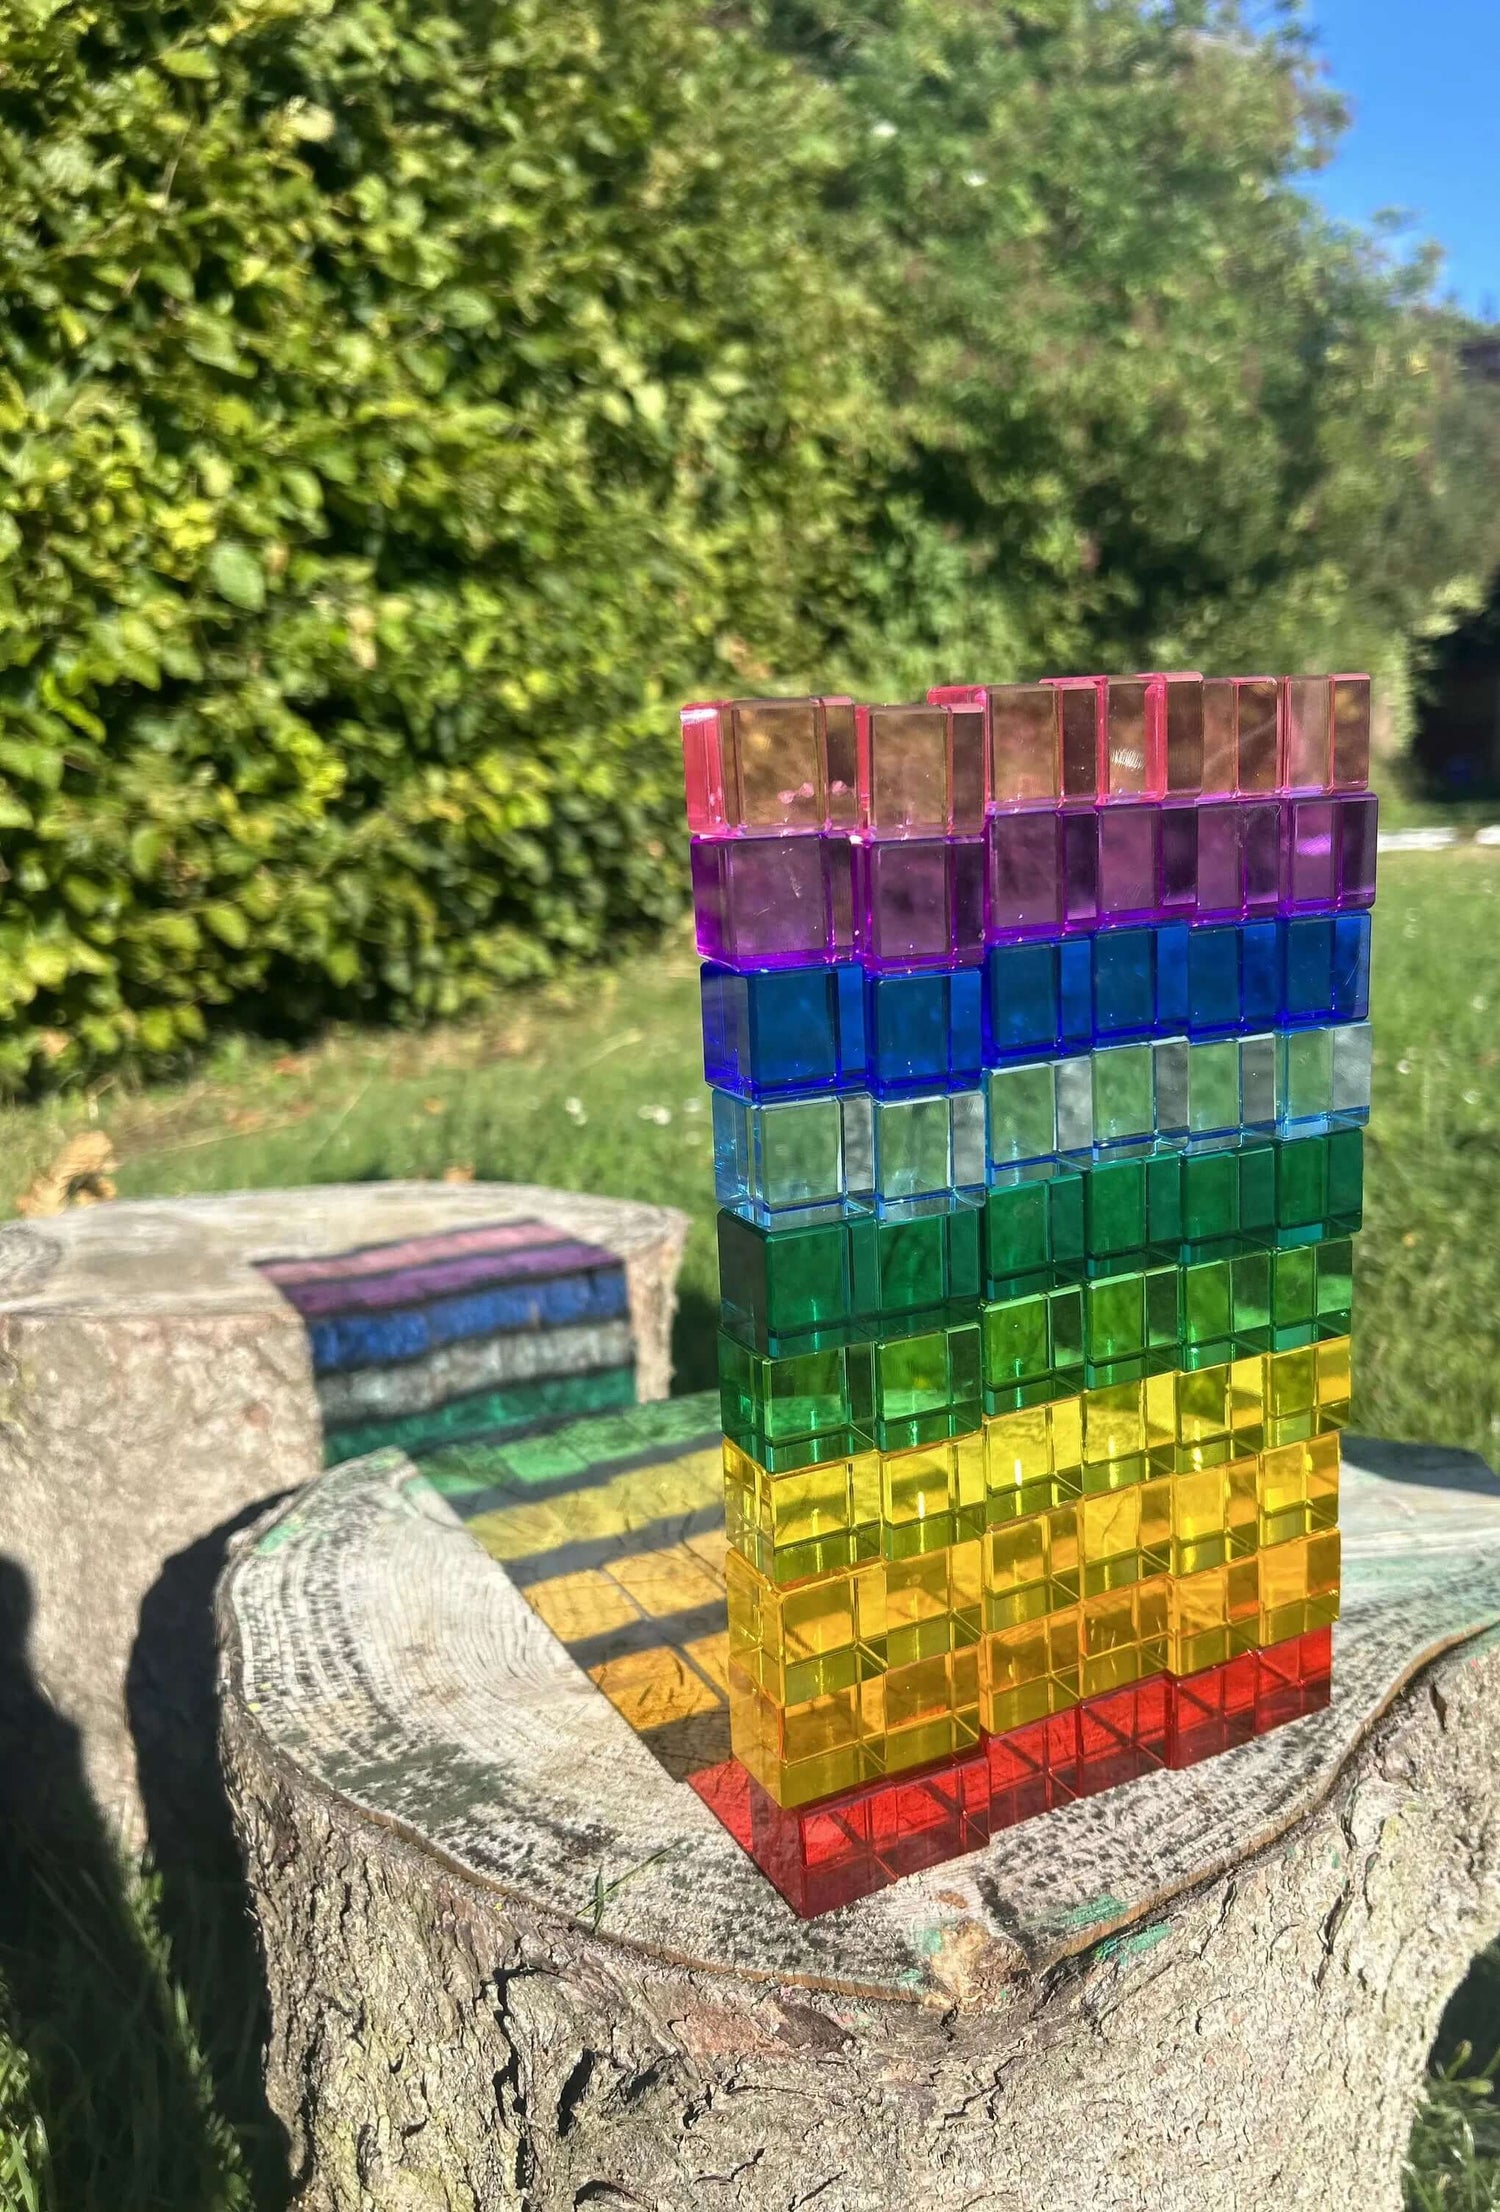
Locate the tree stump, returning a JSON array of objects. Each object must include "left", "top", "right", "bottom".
[
  {"left": 220, "top": 1412, "right": 1500, "bottom": 2212},
  {"left": 0, "top": 1182, "right": 686, "bottom": 1848}
]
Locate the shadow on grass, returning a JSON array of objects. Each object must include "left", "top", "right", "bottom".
[
  {"left": 0, "top": 1553, "right": 288, "bottom": 2212},
  {"left": 1407, "top": 1943, "right": 1500, "bottom": 2209}
]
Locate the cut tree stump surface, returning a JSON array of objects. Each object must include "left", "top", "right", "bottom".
[
  {"left": 220, "top": 1417, "right": 1500, "bottom": 2211},
  {"left": 0, "top": 1182, "right": 686, "bottom": 1847}
]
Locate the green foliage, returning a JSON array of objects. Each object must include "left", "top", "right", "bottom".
[
  {"left": 758, "top": 0, "right": 1500, "bottom": 696},
  {"left": 0, "top": 1826, "right": 263, "bottom": 2211},
  {"left": 0, "top": 0, "right": 881, "bottom": 1086},
  {"left": 0, "top": 2004, "right": 53, "bottom": 2212},
  {"left": 0, "top": 0, "right": 1498, "bottom": 1086}
]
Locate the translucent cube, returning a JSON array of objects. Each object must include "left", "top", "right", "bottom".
[
  {"left": 1186, "top": 1038, "right": 1241, "bottom": 1136},
  {"left": 691, "top": 834, "right": 852, "bottom": 966},
  {"left": 987, "top": 1061, "right": 1058, "bottom": 1169},
  {"left": 1153, "top": 1037, "right": 1190, "bottom": 1138},
  {"left": 1239, "top": 1034, "right": 1278, "bottom": 1130},
  {"left": 1279, "top": 1027, "right": 1335, "bottom": 1130},
  {"left": 1330, "top": 1023, "right": 1373, "bottom": 1121},
  {"left": 1056, "top": 1056, "right": 1095, "bottom": 1154},
  {"left": 1282, "top": 676, "right": 1332, "bottom": 791},
  {"left": 858, "top": 703, "right": 986, "bottom": 835},
  {"left": 1092, "top": 1044, "right": 1153, "bottom": 1146},
  {"left": 872, "top": 1095, "right": 957, "bottom": 1206},
  {"left": 979, "top": 683, "right": 1062, "bottom": 807},
  {"left": 680, "top": 695, "right": 857, "bottom": 835},
  {"left": 713, "top": 1091, "right": 872, "bottom": 1223},
  {"left": 1330, "top": 675, "right": 1371, "bottom": 792}
]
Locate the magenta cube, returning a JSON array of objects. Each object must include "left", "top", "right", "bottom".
[
  {"left": 1287, "top": 797, "right": 1337, "bottom": 909},
  {"left": 1060, "top": 813, "right": 1099, "bottom": 926},
  {"left": 1160, "top": 804, "right": 1198, "bottom": 913},
  {"left": 1096, "top": 805, "right": 1159, "bottom": 920},
  {"left": 856, "top": 838, "right": 984, "bottom": 968},
  {"left": 1241, "top": 801, "right": 1283, "bottom": 915},
  {"left": 1195, "top": 803, "right": 1243, "bottom": 918},
  {"left": 1336, "top": 791, "right": 1378, "bottom": 907},
  {"left": 691, "top": 835, "right": 852, "bottom": 967},
  {"left": 988, "top": 810, "right": 1062, "bottom": 935}
]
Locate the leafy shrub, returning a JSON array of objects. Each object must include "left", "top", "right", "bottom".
[
  {"left": 0, "top": 0, "right": 880, "bottom": 1086},
  {"left": 756, "top": 0, "right": 1500, "bottom": 694},
  {"left": 0, "top": 0, "right": 1497, "bottom": 1089}
]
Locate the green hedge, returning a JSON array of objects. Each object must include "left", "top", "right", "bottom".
[
  {"left": 0, "top": 0, "right": 882, "bottom": 1085},
  {"left": 0, "top": 0, "right": 1498, "bottom": 1090}
]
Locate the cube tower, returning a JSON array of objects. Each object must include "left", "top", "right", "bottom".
[{"left": 684, "top": 674, "right": 1374, "bottom": 1915}]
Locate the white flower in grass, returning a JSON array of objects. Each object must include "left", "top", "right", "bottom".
[
  {"left": 638, "top": 1104, "right": 672, "bottom": 1126},
  {"left": 564, "top": 1097, "right": 587, "bottom": 1125}
]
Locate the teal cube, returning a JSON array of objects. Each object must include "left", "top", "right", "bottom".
[
  {"left": 1092, "top": 1044, "right": 1153, "bottom": 1146},
  {"left": 1280, "top": 1028, "right": 1334, "bottom": 1129},
  {"left": 987, "top": 1061, "right": 1057, "bottom": 1168},
  {"left": 1187, "top": 1038, "right": 1241, "bottom": 1136}
]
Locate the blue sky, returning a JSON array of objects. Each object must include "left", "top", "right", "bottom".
[{"left": 1303, "top": 0, "right": 1500, "bottom": 319}]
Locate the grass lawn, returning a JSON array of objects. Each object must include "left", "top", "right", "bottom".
[{"left": 2, "top": 849, "right": 1500, "bottom": 2206}]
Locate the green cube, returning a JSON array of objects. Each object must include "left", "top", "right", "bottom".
[
  {"left": 1326, "top": 1127, "right": 1364, "bottom": 1224},
  {"left": 1182, "top": 1259, "right": 1233, "bottom": 1361},
  {"left": 1145, "top": 1266, "right": 1182, "bottom": 1356},
  {"left": 1238, "top": 1140, "right": 1278, "bottom": 1241},
  {"left": 1146, "top": 1155, "right": 1184, "bottom": 1254},
  {"left": 1270, "top": 1246, "right": 1316, "bottom": 1348},
  {"left": 1181, "top": 1151, "right": 1238, "bottom": 1248},
  {"left": 860, "top": 1212, "right": 940, "bottom": 1316},
  {"left": 1231, "top": 1250, "right": 1272, "bottom": 1349},
  {"left": 981, "top": 1292, "right": 1050, "bottom": 1390},
  {"left": 1277, "top": 1134, "right": 1327, "bottom": 1230},
  {"left": 1048, "top": 1283, "right": 1086, "bottom": 1382},
  {"left": 1048, "top": 1169, "right": 1086, "bottom": 1270},
  {"left": 1086, "top": 1273, "right": 1147, "bottom": 1366},
  {"left": 717, "top": 1335, "right": 858, "bottom": 1475},
  {"left": 984, "top": 1181, "right": 1050, "bottom": 1290},
  {"left": 1316, "top": 1238, "right": 1354, "bottom": 1333},
  {"left": 853, "top": 1202, "right": 983, "bottom": 1317},
  {"left": 1085, "top": 1158, "right": 1147, "bottom": 1258},
  {"left": 717, "top": 1212, "right": 852, "bottom": 1347},
  {"left": 863, "top": 1316, "right": 980, "bottom": 1449}
]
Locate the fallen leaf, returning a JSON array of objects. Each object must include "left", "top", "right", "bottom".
[
  {"left": 17, "top": 1131, "right": 119, "bottom": 1217},
  {"left": 423, "top": 1097, "right": 447, "bottom": 1116},
  {"left": 442, "top": 1163, "right": 475, "bottom": 1184}
]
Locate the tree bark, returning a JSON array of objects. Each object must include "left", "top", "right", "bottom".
[{"left": 219, "top": 1438, "right": 1500, "bottom": 2211}]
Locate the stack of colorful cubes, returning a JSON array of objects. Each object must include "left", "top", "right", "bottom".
[{"left": 684, "top": 674, "right": 1375, "bottom": 1916}]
